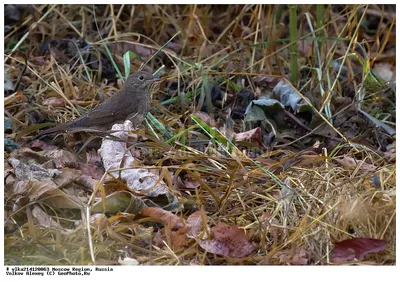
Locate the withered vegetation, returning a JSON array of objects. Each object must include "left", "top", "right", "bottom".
[{"left": 4, "top": 4, "right": 395, "bottom": 265}]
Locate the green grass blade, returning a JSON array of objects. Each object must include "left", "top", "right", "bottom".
[
  {"left": 123, "top": 50, "right": 137, "bottom": 79},
  {"left": 146, "top": 112, "right": 172, "bottom": 139}
]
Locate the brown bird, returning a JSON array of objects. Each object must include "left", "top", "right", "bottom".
[{"left": 38, "top": 71, "right": 160, "bottom": 136}]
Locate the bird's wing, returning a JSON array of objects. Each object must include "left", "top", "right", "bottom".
[{"left": 71, "top": 102, "right": 128, "bottom": 127}]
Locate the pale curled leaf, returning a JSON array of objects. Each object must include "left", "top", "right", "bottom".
[
  {"left": 371, "top": 62, "right": 395, "bottom": 82},
  {"left": 32, "top": 205, "right": 58, "bottom": 228},
  {"left": 118, "top": 257, "right": 139, "bottom": 266},
  {"left": 273, "top": 80, "right": 311, "bottom": 113},
  {"left": 8, "top": 156, "right": 61, "bottom": 181},
  {"left": 98, "top": 121, "right": 173, "bottom": 199},
  {"left": 32, "top": 205, "right": 73, "bottom": 235}
]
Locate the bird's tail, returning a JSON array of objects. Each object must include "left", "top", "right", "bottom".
[{"left": 37, "top": 122, "right": 71, "bottom": 138}]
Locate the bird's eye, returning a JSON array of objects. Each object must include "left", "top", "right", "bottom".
[{"left": 138, "top": 75, "right": 144, "bottom": 81}]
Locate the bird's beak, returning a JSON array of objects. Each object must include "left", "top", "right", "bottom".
[{"left": 152, "top": 77, "right": 160, "bottom": 81}]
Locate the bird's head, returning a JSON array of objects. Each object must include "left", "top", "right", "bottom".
[{"left": 126, "top": 71, "right": 160, "bottom": 92}]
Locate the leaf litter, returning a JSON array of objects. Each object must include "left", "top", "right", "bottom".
[{"left": 4, "top": 4, "right": 395, "bottom": 265}]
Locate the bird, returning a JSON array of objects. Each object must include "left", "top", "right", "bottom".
[{"left": 38, "top": 71, "right": 160, "bottom": 136}]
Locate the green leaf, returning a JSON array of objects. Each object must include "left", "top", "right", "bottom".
[
  {"left": 103, "top": 43, "right": 123, "bottom": 80},
  {"left": 191, "top": 114, "right": 228, "bottom": 147},
  {"left": 146, "top": 112, "right": 172, "bottom": 139},
  {"left": 166, "top": 125, "right": 197, "bottom": 144},
  {"left": 227, "top": 79, "right": 242, "bottom": 92},
  {"left": 161, "top": 91, "right": 194, "bottom": 106},
  {"left": 244, "top": 96, "right": 284, "bottom": 123},
  {"left": 244, "top": 104, "right": 267, "bottom": 122},
  {"left": 123, "top": 51, "right": 137, "bottom": 79},
  {"left": 91, "top": 191, "right": 147, "bottom": 214}
]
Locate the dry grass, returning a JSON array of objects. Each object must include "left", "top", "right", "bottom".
[{"left": 4, "top": 4, "right": 396, "bottom": 265}]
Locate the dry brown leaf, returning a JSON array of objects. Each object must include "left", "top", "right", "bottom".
[
  {"left": 187, "top": 213, "right": 257, "bottom": 258},
  {"left": 29, "top": 139, "right": 58, "bottom": 151},
  {"left": 275, "top": 245, "right": 308, "bottom": 265},
  {"left": 168, "top": 225, "right": 189, "bottom": 251},
  {"left": 140, "top": 207, "right": 185, "bottom": 229},
  {"left": 334, "top": 157, "right": 376, "bottom": 171},
  {"left": 331, "top": 238, "right": 389, "bottom": 263},
  {"left": 174, "top": 173, "right": 201, "bottom": 191},
  {"left": 193, "top": 111, "right": 216, "bottom": 127},
  {"left": 186, "top": 211, "right": 203, "bottom": 238},
  {"left": 141, "top": 207, "right": 189, "bottom": 251},
  {"left": 199, "top": 223, "right": 257, "bottom": 258},
  {"left": 235, "top": 127, "right": 262, "bottom": 146},
  {"left": 4, "top": 91, "right": 26, "bottom": 106}
]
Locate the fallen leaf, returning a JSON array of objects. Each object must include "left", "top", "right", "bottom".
[
  {"left": 42, "top": 149, "right": 78, "bottom": 169},
  {"left": 27, "top": 179, "right": 59, "bottom": 201},
  {"left": 166, "top": 42, "right": 181, "bottom": 53},
  {"left": 4, "top": 91, "right": 25, "bottom": 106},
  {"left": 275, "top": 245, "right": 308, "bottom": 265},
  {"left": 235, "top": 127, "right": 263, "bottom": 146},
  {"left": 331, "top": 237, "right": 389, "bottom": 263},
  {"left": 31, "top": 205, "right": 58, "bottom": 228},
  {"left": 272, "top": 80, "right": 311, "bottom": 113},
  {"left": 291, "top": 248, "right": 308, "bottom": 265},
  {"left": 174, "top": 172, "right": 201, "bottom": 191},
  {"left": 141, "top": 207, "right": 188, "bottom": 251},
  {"left": 200, "top": 223, "right": 257, "bottom": 258},
  {"left": 98, "top": 121, "right": 174, "bottom": 199},
  {"left": 359, "top": 109, "right": 395, "bottom": 135},
  {"left": 29, "top": 139, "right": 58, "bottom": 151},
  {"left": 193, "top": 111, "right": 216, "bottom": 127},
  {"left": 372, "top": 62, "right": 395, "bottom": 82},
  {"left": 334, "top": 156, "right": 376, "bottom": 171},
  {"left": 186, "top": 211, "right": 203, "bottom": 238},
  {"left": 187, "top": 213, "right": 257, "bottom": 258},
  {"left": 42, "top": 97, "right": 67, "bottom": 107},
  {"left": 37, "top": 188, "right": 84, "bottom": 209},
  {"left": 118, "top": 257, "right": 139, "bottom": 266},
  {"left": 91, "top": 191, "right": 146, "bottom": 214},
  {"left": 4, "top": 72, "right": 14, "bottom": 91},
  {"left": 140, "top": 207, "right": 185, "bottom": 229},
  {"left": 168, "top": 225, "right": 188, "bottom": 251},
  {"left": 74, "top": 213, "right": 106, "bottom": 227}
]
